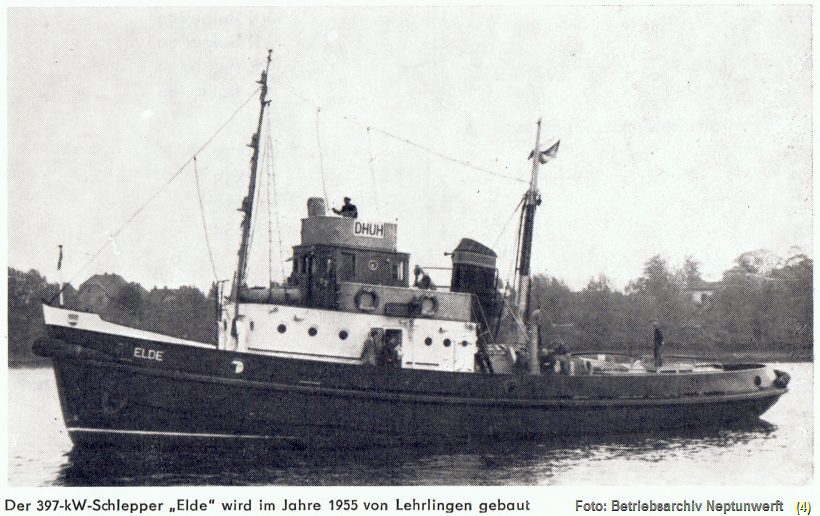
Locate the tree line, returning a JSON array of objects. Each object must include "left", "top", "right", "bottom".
[
  {"left": 527, "top": 251, "right": 812, "bottom": 361},
  {"left": 7, "top": 249, "right": 812, "bottom": 364}
]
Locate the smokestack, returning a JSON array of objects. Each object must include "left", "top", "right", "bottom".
[{"left": 307, "top": 197, "right": 326, "bottom": 217}]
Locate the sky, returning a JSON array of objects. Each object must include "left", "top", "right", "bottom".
[{"left": 6, "top": 6, "right": 812, "bottom": 292}]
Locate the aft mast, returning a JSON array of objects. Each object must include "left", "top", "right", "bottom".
[
  {"left": 231, "top": 50, "right": 273, "bottom": 330},
  {"left": 516, "top": 118, "right": 558, "bottom": 374}
]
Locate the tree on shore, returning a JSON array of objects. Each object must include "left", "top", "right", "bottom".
[{"left": 530, "top": 251, "right": 812, "bottom": 360}]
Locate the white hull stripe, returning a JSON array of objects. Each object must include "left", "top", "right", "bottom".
[
  {"left": 43, "top": 304, "right": 214, "bottom": 349},
  {"left": 246, "top": 347, "right": 362, "bottom": 363},
  {"left": 67, "top": 427, "right": 282, "bottom": 440}
]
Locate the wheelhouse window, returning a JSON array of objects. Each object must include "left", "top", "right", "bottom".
[
  {"left": 340, "top": 252, "right": 356, "bottom": 281},
  {"left": 393, "top": 260, "right": 405, "bottom": 281}
]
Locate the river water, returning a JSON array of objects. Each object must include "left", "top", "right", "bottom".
[{"left": 7, "top": 363, "right": 813, "bottom": 486}]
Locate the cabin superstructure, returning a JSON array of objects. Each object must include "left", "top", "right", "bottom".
[
  {"left": 291, "top": 198, "right": 409, "bottom": 308},
  {"left": 218, "top": 198, "right": 487, "bottom": 373}
]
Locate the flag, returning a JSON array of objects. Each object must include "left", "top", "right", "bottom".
[
  {"left": 57, "top": 245, "right": 63, "bottom": 271},
  {"left": 528, "top": 140, "right": 560, "bottom": 164}
]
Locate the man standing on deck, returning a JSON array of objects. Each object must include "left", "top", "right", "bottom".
[
  {"left": 653, "top": 321, "right": 664, "bottom": 368},
  {"left": 413, "top": 265, "right": 436, "bottom": 290},
  {"left": 332, "top": 197, "right": 358, "bottom": 218},
  {"left": 361, "top": 331, "right": 378, "bottom": 366}
]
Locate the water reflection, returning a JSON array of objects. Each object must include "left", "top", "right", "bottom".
[{"left": 56, "top": 419, "right": 778, "bottom": 486}]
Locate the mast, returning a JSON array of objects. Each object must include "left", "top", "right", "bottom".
[
  {"left": 517, "top": 119, "right": 544, "bottom": 375},
  {"left": 232, "top": 50, "right": 273, "bottom": 311},
  {"left": 516, "top": 119, "right": 542, "bottom": 321}
]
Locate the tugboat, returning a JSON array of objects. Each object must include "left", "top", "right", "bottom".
[{"left": 34, "top": 51, "right": 789, "bottom": 448}]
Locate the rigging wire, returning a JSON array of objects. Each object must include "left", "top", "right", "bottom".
[
  {"left": 270, "top": 81, "right": 528, "bottom": 186},
  {"left": 48, "top": 86, "right": 262, "bottom": 304},
  {"left": 265, "top": 133, "right": 275, "bottom": 286},
  {"left": 367, "top": 127, "right": 528, "bottom": 185},
  {"left": 193, "top": 156, "right": 220, "bottom": 282},
  {"left": 270, "top": 154, "right": 287, "bottom": 282},
  {"left": 492, "top": 196, "right": 525, "bottom": 250},
  {"left": 315, "top": 108, "right": 330, "bottom": 208},
  {"left": 502, "top": 201, "right": 530, "bottom": 338},
  {"left": 246, "top": 113, "right": 268, "bottom": 264},
  {"left": 264, "top": 115, "right": 287, "bottom": 283},
  {"left": 366, "top": 127, "right": 381, "bottom": 219},
  {"left": 512, "top": 198, "right": 526, "bottom": 294}
]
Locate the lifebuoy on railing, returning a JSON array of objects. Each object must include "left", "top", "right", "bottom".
[
  {"left": 354, "top": 288, "right": 379, "bottom": 312},
  {"left": 418, "top": 295, "right": 438, "bottom": 316}
]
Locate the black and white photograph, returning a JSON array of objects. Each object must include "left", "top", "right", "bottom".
[{"left": 5, "top": 6, "right": 813, "bottom": 488}]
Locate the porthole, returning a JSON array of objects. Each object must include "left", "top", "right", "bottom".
[
  {"left": 368, "top": 259, "right": 379, "bottom": 271},
  {"left": 754, "top": 375, "right": 762, "bottom": 387},
  {"left": 425, "top": 337, "right": 433, "bottom": 346},
  {"left": 339, "top": 330, "right": 349, "bottom": 340},
  {"left": 308, "top": 327, "right": 318, "bottom": 337},
  {"left": 443, "top": 339, "right": 452, "bottom": 347},
  {"left": 277, "top": 324, "right": 286, "bottom": 334},
  {"left": 249, "top": 321, "right": 255, "bottom": 331},
  {"left": 461, "top": 340, "right": 469, "bottom": 347}
]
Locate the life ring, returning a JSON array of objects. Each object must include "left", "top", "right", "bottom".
[
  {"left": 354, "top": 288, "right": 379, "bottom": 312},
  {"left": 418, "top": 295, "right": 438, "bottom": 317}
]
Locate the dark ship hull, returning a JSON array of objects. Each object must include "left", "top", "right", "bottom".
[{"left": 35, "top": 319, "right": 787, "bottom": 449}]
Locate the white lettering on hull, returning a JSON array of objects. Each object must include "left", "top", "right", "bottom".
[{"left": 134, "top": 347, "right": 164, "bottom": 361}]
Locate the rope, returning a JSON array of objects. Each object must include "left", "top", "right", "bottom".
[
  {"left": 368, "top": 127, "right": 528, "bottom": 185},
  {"left": 366, "top": 127, "right": 381, "bottom": 218},
  {"left": 492, "top": 195, "right": 525, "bottom": 249},
  {"left": 270, "top": 81, "right": 528, "bottom": 186},
  {"left": 193, "top": 157, "right": 219, "bottom": 282},
  {"left": 265, "top": 132, "right": 275, "bottom": 286},
  {"left": 512, "top": 197, "right": 526, "bottom": 292},
  {"left": 315, "top": 108, "right": 330, "bottom": 208},
  {"left": 264, "top": 115, "right": 286, "bottom": 283},
  {"left": 246, "top": 115, "right": 267, "bottom": 263},
  {"left": 49, "top": 86, "right": 261, "bottom": 304},
  {"left": 270, "top": 154, "right": 286, "bottom": 282}
]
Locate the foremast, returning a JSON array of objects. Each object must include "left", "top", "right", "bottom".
[{"left": 231, "top": 50, "right": 273, "bottom": 330}]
